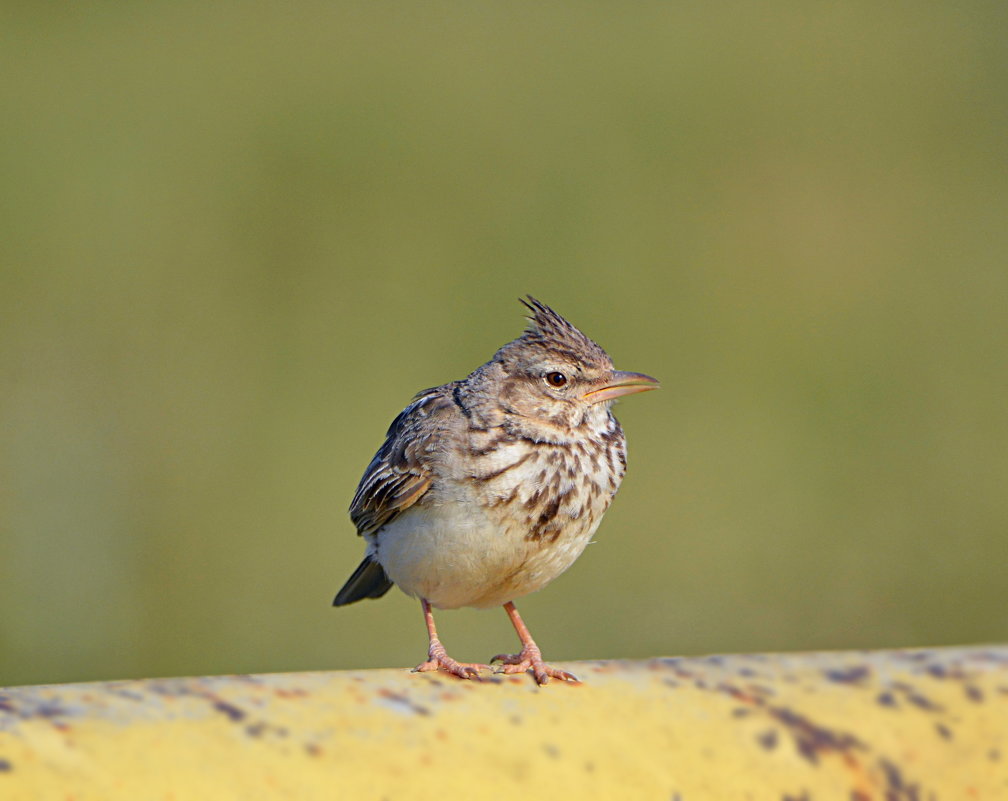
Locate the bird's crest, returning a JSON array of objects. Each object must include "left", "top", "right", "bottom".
[{"left": 509, "top": 296, "right": 610, "bottom": 367}]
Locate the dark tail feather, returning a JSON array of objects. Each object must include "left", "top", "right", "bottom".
[{"left": 333, "top": 556, "right": 394, "bottom": 606}]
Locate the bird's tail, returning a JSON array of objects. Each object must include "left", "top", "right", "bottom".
[{"left": 332, "top": 556, "right": 394, "bottom": 606}]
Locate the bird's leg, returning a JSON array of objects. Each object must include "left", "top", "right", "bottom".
[
  {"left": 491, "top": 601, "right": 579, "bottom": 685},
  {"left": 412, "top": 598, "right": 491, "bottom": 680}
]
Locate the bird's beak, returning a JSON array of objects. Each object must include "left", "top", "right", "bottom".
[{"left": 583, "top": 371, "right": 660, "bottom": 404}]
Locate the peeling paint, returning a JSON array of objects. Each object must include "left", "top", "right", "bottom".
[{"left": 823, "top": 665, "right": 871, "bottom": 684}]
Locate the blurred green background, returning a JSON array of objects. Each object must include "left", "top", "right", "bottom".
[{"left": 2, "top": 2, "right": 1007, "bottom": 688}]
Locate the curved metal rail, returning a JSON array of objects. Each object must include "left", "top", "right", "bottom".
[{"left": 2, "top": 646, "right": 1006, "bottom": 799}]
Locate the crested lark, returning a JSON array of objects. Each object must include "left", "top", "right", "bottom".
[{"left": 333, "top": 297, "right": 658, "bottom": 685}]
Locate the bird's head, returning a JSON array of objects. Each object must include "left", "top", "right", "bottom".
[{"left": 468, "top": 296, "right": 658, "bottom": 435}]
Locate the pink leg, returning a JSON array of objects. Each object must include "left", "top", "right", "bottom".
[
  {"left": 491, "top": 602, "right": 579, "bottom": 685},
  {"left": 413, "top": 598, "right": 490, "bottom": 680}
]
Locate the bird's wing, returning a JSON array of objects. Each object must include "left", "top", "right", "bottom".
[{"left": 349, "top": 384, "right": 458, "bottom": 537}]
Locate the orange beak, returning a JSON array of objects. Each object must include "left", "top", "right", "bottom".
[{"left": 582, "top": 371, "right": 660, "bottom": 405}]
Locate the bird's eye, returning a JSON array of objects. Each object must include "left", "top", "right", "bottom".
[{"left": 545, "top": 372, "right": 568, "bottom": 388}]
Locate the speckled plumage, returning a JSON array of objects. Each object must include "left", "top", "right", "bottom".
[{"left": 334, "top": 297, "right": 658, "bottom": 684}]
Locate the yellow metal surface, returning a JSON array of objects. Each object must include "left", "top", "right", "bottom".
[{"left": 2, "top": 647, "right": 1007, "bottom": 800}]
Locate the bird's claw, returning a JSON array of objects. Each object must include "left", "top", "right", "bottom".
[
  {"left": 491, "top": 647, "right": 579, "bottom": 685},
  {"left": 414, "top": 641, "right": 490, "bottom": 680}
]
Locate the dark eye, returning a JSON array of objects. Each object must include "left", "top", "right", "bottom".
[{"left": 545, "top": 371, "right": 568, "bottom": 388}]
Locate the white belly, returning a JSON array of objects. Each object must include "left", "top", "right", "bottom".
[{"left": 372, "top": 497, "right": 601, "bottom": 609}]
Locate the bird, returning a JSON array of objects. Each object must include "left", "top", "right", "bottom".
[{"left": 333, "top": 296, "right": 658, "bottom": 685}]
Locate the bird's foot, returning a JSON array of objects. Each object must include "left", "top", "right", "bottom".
[
  {"left": 491, "top": 643, "right": 579, "bottom": 686},
  {"left": 413, "top": 640, "right": 490, "bottom": 680}
]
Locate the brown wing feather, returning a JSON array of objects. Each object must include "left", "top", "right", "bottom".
[{"left": 349, "top": 383, "right": 458, "bottom": 536}]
